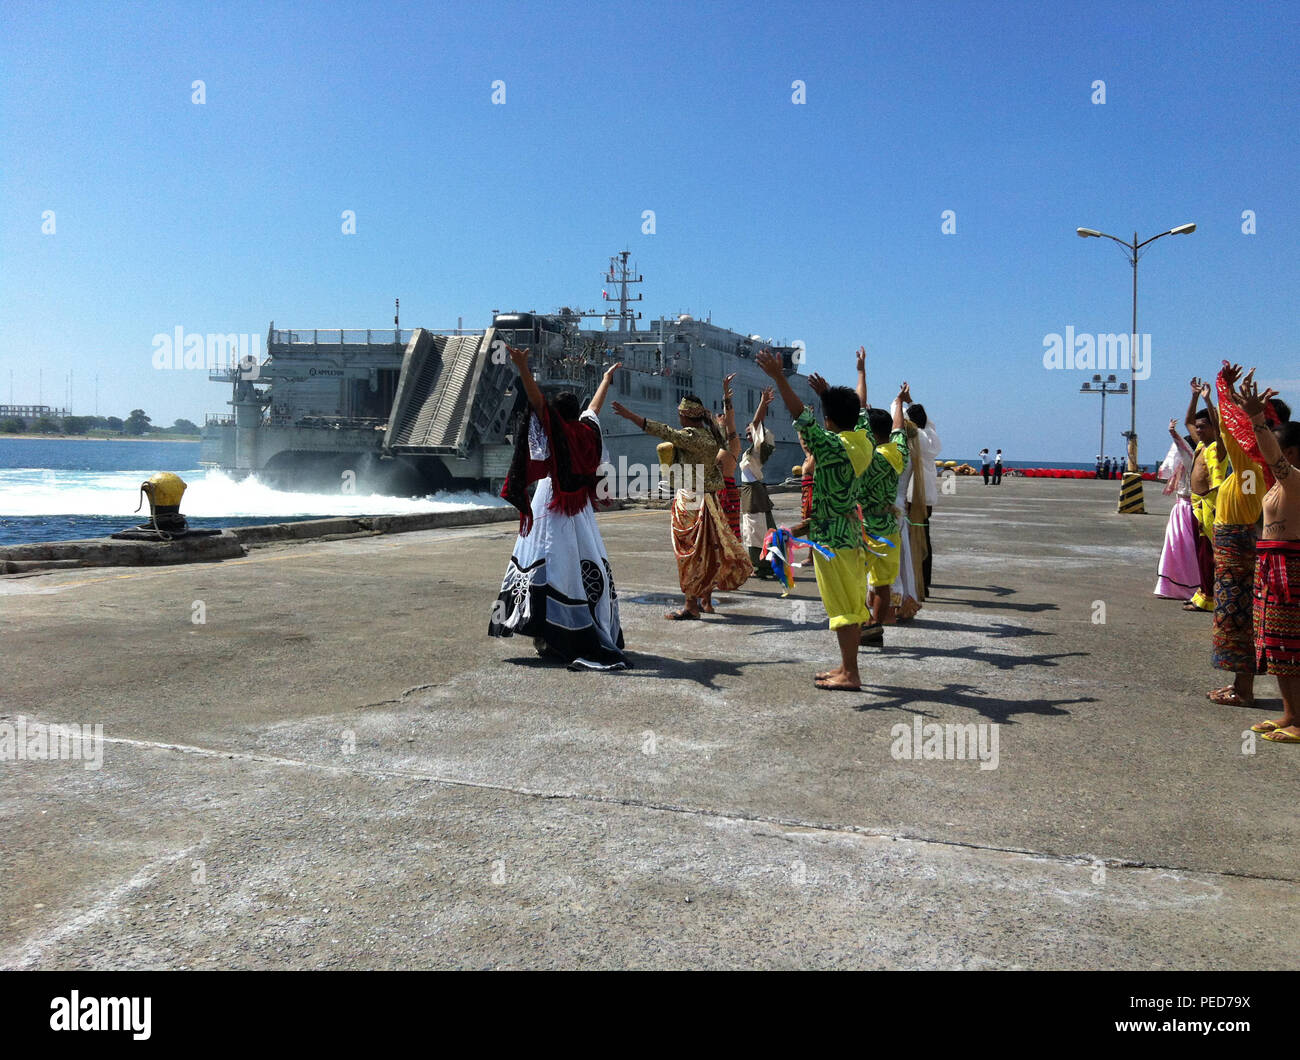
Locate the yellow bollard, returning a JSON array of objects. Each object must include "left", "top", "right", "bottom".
[
  {"left": 136, "top": 472, "right": 189, "bottom": 536},
  {"left": 1117, "top": 471, "right": 1146, "bottom": 514}
]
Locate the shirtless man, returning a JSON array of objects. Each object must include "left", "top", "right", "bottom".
[
  {"left": 1184, "top": 376, "right": 1225, "bottom": 611},
  {"left": 1229, "top": 376, "right": 1300, "bottom": 742}
]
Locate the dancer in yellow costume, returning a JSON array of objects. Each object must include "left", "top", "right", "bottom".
[{"left": 757, "top": 349, "right": 872, "bottom": 692}]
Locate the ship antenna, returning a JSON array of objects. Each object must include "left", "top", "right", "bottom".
[{"left": 604, "top": 249, "right": 643, "bottom": 333}]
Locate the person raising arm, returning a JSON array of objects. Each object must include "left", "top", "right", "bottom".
[
  {"left": 508, "top": 344, "right": 546, "bottom": 415},
  {"left": 704, "top": 373, "right": 744, "bottom": 612},
  {"left": 587, "top": 360, "right": 621, "bottom": 416},
  {"left": 757, "top": 348, "right": 873, "bottom": 692},
  {"left": 1228, "top": 374, "right": 1300, "bottom": 742}
]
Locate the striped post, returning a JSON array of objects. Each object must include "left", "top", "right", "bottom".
[{"left": 1117, "top": 471, "right": 1145, "bottom": 514}]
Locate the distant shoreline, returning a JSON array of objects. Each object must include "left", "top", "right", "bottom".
[{"left": 0, "top": 434, "right": 200, "bottom": 443}]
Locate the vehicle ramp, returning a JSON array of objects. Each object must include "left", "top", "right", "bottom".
[{"left": 384, "top": 328, "right": 514, "bottom": 456}]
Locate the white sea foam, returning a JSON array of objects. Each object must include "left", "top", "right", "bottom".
[{"left": 0, "top": 467, "right": 504, "bottom": 518}]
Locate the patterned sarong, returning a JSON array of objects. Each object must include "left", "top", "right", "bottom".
[
  {"left": 671, "top": 491, "right": 753, "bottom": 599},
  {"left": 719, "top": 475, "right": 742, "bottom": 540},
  {"left": 1255, "top": 539, "right": 1300, "bottom": 677},
  {"left": 1212, "top": 523, "right": 1258, "bottom": 673}
]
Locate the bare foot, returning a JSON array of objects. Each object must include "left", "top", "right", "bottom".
[{"left": 814, "top": 674, "right": 861, "bottom": 692}]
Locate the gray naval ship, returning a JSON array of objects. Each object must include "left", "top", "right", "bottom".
[{"left": 200, "top": 252, "right": 818, "bottom": 495}]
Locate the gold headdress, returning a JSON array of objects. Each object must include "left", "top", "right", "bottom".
[{"left": 677, "top": 397, "right": 708, "bottom": 420}]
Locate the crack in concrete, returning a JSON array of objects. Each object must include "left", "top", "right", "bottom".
[
  {"left": 72, "top": 730, "right": 1299, "bottom": 887},
  {"left": 352, "top": 683, "right": 441, "bottom": 711}
]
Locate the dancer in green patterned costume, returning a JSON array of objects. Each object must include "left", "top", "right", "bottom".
[{"left": 757, "top": 349, "right": 873, "bottom": 692}]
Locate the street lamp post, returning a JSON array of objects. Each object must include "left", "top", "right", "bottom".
[
  {"left": 1079, "top": 374, "right": 1127, "bottom": 469},
  {"left": 1075, "top": 222, "right": 1196, "bottom": 483}
]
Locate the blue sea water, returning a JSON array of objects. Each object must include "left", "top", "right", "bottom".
[{"left": 0, "top": 438, "right": 502, "bottom": 546}]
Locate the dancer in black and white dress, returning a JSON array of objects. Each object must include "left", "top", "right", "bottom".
[{"left": 489, "top": 347, "right": 626, "bottom": 670}]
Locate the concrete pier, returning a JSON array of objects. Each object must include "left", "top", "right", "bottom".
[{"left": 2, "top": 477, "right": 1296, "bottom": 969}]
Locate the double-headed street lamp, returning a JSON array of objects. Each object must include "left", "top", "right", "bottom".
[
  {"left": 1080, "top": 373, "right": 1127, "bottom": 464},
  {"left": 1075, "top": 223, "right": 1196, "bottom": 480}
]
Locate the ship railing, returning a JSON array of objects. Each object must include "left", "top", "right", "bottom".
[
  {"left": 204, "top": 414, "right": 235, "bottom": 426},
  {"left": 269, "top": 328, "right": 485, "bottom": 346},
  {"left": 539, "top": 348, "right": 678, "bottom": 379}
]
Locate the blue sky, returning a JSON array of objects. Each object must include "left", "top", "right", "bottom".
[{"left": 2, "top": 0, "right": 1296, "bottom": 462}]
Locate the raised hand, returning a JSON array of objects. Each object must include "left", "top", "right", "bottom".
[
  {"left": 899, "top": 381, "right": 912, "bottom": 403},
  {"left": 610, "top": 401, "right": 636, "bottom": 421},
  {"left": 1190, "top": 376, "right": 1203, "bottom": 394},
  {"left": 755, "top": 349, "right": 783, "bottom": 379},
  {"left": 603, "top": 361, "right": 622, "bottom": 379},
  {"left": 1169, "top": 418, "right": 1179, "bottom": 434},
  {"left": 855, "top": 346, "right": 866, "bottom": 372},
  {"left": 507, "top": 344, "right": 530, "bottom": 369},
  {"left": 1221, "top": 363, "right": 1244, "bottom": 391},
  {"left": 762, "top": 386, "right": 775, "bottom": 406},
  {"left": 1235, "top": 377, "right": 1277, "bottom": 420},
  {"left": 807, "top": 372, "right": 829, "bottom": 396},
  {"left": 722, "top": 372, "right": 737, "bottom": 397}
]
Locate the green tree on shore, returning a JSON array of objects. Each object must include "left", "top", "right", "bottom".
[
  {"left": 125, "top": 409, "right": 151, "bottom": 435},
  {"left": 1, "top": 417, "right": 24, "bottom": 433}
]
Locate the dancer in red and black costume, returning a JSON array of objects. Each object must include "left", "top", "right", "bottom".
[{"left": 489, "top": 347, "right": 626, "bottom": 670}]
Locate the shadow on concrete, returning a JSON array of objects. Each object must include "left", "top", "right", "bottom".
[
  {"left": 926, "top": 596, "right": 1060, "bottom": 614},
  {"left": 904, "top": 618, "right": 1055, "bottom": 640},
  {"left": 499, "top": 651, "right": 794, "bottom": 691},
  {"left": 852, "top": 681, "right": 1096, "bottom": 723},
  {"left": 620, "top": 653, "right": 801, "bottom": 691},
  {"left": 930, "top": 583, "right": 1018, "bottom": 597},
  {"left": 881, "top": 645, "right": 1087, "bottom": 671},
  {"left": 624, "top": 593, "right": 686, "bottom": 607}
]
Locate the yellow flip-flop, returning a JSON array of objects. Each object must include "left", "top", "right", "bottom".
[
  {"left": 1251, "top": 720, "right": 1285, "bottom": 733},
  {"left": 1261, "top": 728, "right": 1300, "bottom": 743}
]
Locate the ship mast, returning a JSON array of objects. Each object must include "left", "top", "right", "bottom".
[{"left": 603, "top": 250, "right": 643, "bottom": 332}]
